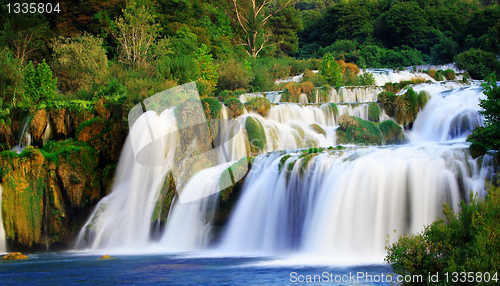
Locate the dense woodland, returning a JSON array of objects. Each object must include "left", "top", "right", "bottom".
[{"left": 1, "top": 0, "right": 500, "bottom": 113}]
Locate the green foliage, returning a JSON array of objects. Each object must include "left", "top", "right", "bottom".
[
  {"left": 201, "top": 97, "right": 222, "bottom": 120},
  {"left": 110, "top": 1, "right": 161, "bottom": 68},
  {"left": 329, "top": 102, "right": 338, "bottom": 116},
  {"left": 245, "top": 97, "right": 271, "bottom": 116},
  {"left": 379, "top": 120, "right": 406, "bottom": 145},
  {"left": 378, "top": 91, "right": 398, "bottom": 117},
  {"left": 156, "top": 55, "right": 197, "bottom": 85},
  {"left": 246, "top": 116, "right": 266, "bottom": 155},
  {"left": 0, "top": 48, "right": 23, "bottom": 107},
  {"left": 336, "top": 115, "right": 383, "bottom": 145},
  {"left": 368, "top": 102, "right": 380, "bottom": 122},
  {"left": 217, "top": 59, "right": 253, "bottom": 91},
  {"left": 357, "top": 71, "right": 376, "bottom": 86},
  {"left": 93, "top": 79, "right": 127, "bottom": 100},
  {"left": 455, "top": 49, "right": 500, "bottom": 80},
  {"left": 418, "top": 91, "right": 429, "bottom": 110},
  {"left": 22, "top": 60, "right": 57, "bottom": 108},
  {"left": 224, "top": 98, "right": 245, "bottom": 118},
  {"left": 320, "top": 53, "right": 342, "bottom": 85},
  {"left": 468, "top": 74, "right": 500, "bottom": 151},
  {"left": 386, "top": 184, "right": 500, "bottom": 285},
  {"left": 269, "top": 6, "right": 303, "bottom": 56},
  {"left": 380, "top": 2, "right": 429, "bottom": 48},
  {"left": 50, "top": 34, "right": 109, "bottom": 93},
  {"left": 195, "top": 44, "right": 219, "bottom": 97}
]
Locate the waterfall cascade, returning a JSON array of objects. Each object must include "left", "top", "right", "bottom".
[
  {"left": 0, "top": 185, "right": 6, "bottom": 253},
  {"left": 75, "top": 77, "right": 495, "bottom": 261}
]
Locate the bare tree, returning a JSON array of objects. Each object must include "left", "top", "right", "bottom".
[{"left": 231, "top": 0, "right": 297, "bottom": 58}]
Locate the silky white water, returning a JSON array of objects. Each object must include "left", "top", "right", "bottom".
[
  {"left": 0, "top": 185, "right": 6, "bottom": 253},
  {"left": 75, "top": 81, "right": 495, "bottom": 262}
]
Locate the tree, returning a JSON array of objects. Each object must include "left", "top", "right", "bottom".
[
  {"left": 320, "top": 53, "right": 341, "bottom": 85},
  {"left": 0, "top": 13, "right": 49, "bottom": 66},
  {"left": 195, "top": 44, "right": 219, "bottom": 96},
  {"left": 22, "top": 60, "right": 57, "bottom": 107},
  {"left": 50, "top": 33, "right": 109, "bottom": 92},
  {"left": 230, "top": 0, "right": 297, "bottom": 58},
  {"left": 269, "top": 6, "right": 303, "bottom": 56},
  {"left": 110, "top": 1, "right": 161, "bottom": 68},
  {"left": 379, "top": 2, "right": 429, "bottom": 48}
]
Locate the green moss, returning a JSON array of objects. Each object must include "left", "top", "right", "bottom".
[
  {"left": 244, "top": 97, "right": 271, "bottom": 116},
  {"left": 150, "top": 172, "right": 176, "bottom": 228},
  {"left": 336, "top": 115, "right": 383, "bottom": 145},
  {"left": 201, "top": 97, "right": 222, "bottom": 120},
  {"left": 418, "top": 91, "right": 429, "bottom": 110},
  {"left": 402, "top": 88, "right": 418, "bottom": 123},
  {"left": 368, "top": 102, "right": 380, "bottom": 122},
  {"left": 444, "top": 69, "right": 456, "bottom": 80},
  {"left": 278, "top": 155, "right": 292, "bottom": 172},
  {"left": 246, "top": 116, "right": 267, "bottom": 155},
  {"left": 469, "top": 142, "right": 488, "bottom": 158},
  {"left": 378, "top": 91, "right": 397, "bottom": 117},
  {"left": 309, "top": 123, "right": 326, "bottom": 136},
  {"left": 329, "top": 103, "right": 338, "bottom": 116},
  {"left": 379, "top": 120, "right": 407, "bottom": 144},
  {"left": 224, "top": 98, "right": 245, "bottom": 118}
]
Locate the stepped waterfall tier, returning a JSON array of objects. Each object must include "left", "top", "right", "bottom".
[{"left": 72, "top": 80, "right": 496, "bottom": 262}]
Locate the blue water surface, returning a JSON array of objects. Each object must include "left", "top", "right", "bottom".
[{"left": 0, "top": 253, "right": 394, "bottom": 285}]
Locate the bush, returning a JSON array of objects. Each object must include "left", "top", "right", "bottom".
[
  {"left": 224, "top": 98, "right": 245, "bottom": 118},
  {"left": 336, "top": 115, "right": 383, "bottom": 145},
  {"left": 300, "top": 81, "right": 314, "bottom": 94},
  {"left": 378, "top": 91, "right": 397, "bottom": 117},
  {"left": 201, "top": 97, "right": 221, "bottom": 120},
  {"left": 368, "top": 102, "right": 380, "bottom": 122},
  {"left": 402, "top": 88, "right": 419, "bottom": 123},
  {"left": 320, "top": 53, "right": 342, "bottom": 86},
  {"left": 218, "top": 90, "right": 237, "bottom": 102},
  {"left": 218, "top": 59, "right": 253, "bottom": 91},
  {"left": 50, "top": 34, "right": 109, "bottom": 93},
  {"left": 386, "top": 184, "right": 500, "bottom": 285},
  {"left": 379, "top": 120, "right": 406, "bottom": 144},
  {"left": 455, "top": 48, "right": 500, "bottom": 80},
  {"left": 22, "top": 60, "right": 57, "bottom": 108},
  {"left": 443, "top": 69, "right": 456, "bottom": 80},
  {"left": 246, "top": 116, "right": 266, "bottom": 154},
  {"left": 245, "top": 97, "right": 271, "bottom": 116},
  {"left": 281, "top": 82, "right": 301, "bottom": 102}
]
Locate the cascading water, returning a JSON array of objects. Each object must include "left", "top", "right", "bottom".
[
  {"left": 219, "top": 144, "right": 488, "bottom": 261},
  {"left": 0, "top": 184, "right": 6, "bottom": 253},
  {"left": 75, "top": 80, "right": 495, "bottom": 262},
  {"left": 410, "top": 85, "right": 485, "bottom": 142}
]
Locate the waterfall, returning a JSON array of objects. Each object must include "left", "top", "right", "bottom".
[
  {"left": 13, "top": 116, "right": 31, "bottom": 153},
  {"left": 410, "top": 85, "right": 485, "bottom": 142},
  {"left": 0, "top": 185, "right": 6, "bottom": 253},
  {"left": 219, "top": 144, "right": 488, "bottom": 259},
  {"left": 329, "top": 86, "right": 384, "bottom": 103},
  {"left": 366, "top": 69, "right": 435, "bottom": 86}
]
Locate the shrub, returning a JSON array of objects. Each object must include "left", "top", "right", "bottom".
[
  {"left": 443, "top": 69, "right": 456, "bottom": 80},
  {"left": 282, "top": 82, "right": 301, "bottom": 102},
  {"left": 336, "top": 115, "right": 383, "bottom": 145},
  {"left": 51, "top": 34, "right": 109, "bottom": 93},
  {"left": 218, "top": 90, "right": 237, "bottom": 102},
  {"left": 402, "top": 88, "right": 419, "bottom": 123},
  {"left": 386, "top": 184, "right": 500, "bottom": 284},
  {"left": 455, "top": 48, "right": 500, "bottom": 80},
  {"left": 378, "top": 91, "right": 398, "bottom": 117},
  {"left": 357, "top": 72, "right": 376, "bottom": 86},
  {"left": 224, "top": 98, "right": 245, "bottom": 118},
  {"left": 22, "top": 60, "right": 57, "bottom": 108},
  {"left": 379, "top": 120, "right": 406, "bottom": 144},
  {"left": 300, "top": 80, "right": 314, "bottom": 94},
  {"left": 195, "top": 44, "right": 218, "bottom": 97},
  {"left": 368, "top": 102, "right": 380, "bottom": 122},
  {"left": 245, "top": 97, "right": 271, "bottom": 116},
  {"left": 218, "top": 59, "right": 253, "bottom": 91},
  {"left": 246, "top": 116, "right": 266, "bottom": 154},
  {"left": 320, "top": 53, "right": 342, "bottom": 86},
  {"left": 201, "top": 97, "right": 222, "bottom": 120}
]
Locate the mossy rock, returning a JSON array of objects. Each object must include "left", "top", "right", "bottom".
[
  {"left": 469, "top": 142, "right": 488, "bottom": 159},
  {"left": 2, "top": 252, "right": 28, "bottom": 260},
  {"left": 418, "top": 91, "right": 429, "bottom": 110},
  {"left": 246, "top": 116, "right": 266, "bottom": 155},
  {"left": 444, "top": 69, "right": 456, "bottom": 80},
  {"left": 368, "top": 102, "right": 380, "bottom": 122},
  {"left": 379, "top": 120, "right": 407, "bottom": 144},
  {"left": 0, "top": 147, "right": 46, "bottom": 247},
  {"left": 224, "top": 98, "right": 245, "bottom": 118},
  {"left": 378, "top": 91, "right": 397, "bottom": 117},
  {"left": 201, "top": 97, "right": 222, "bottom": 121},
  {"left": 309, "top": 123, "right": 326, "bottom": 136},
  {"left": 336, "top": 115, "right": 383, "bottom": 145},
  {"left": 244, "top": 97, "right": 271, "bottom": 116},
  {"left": 329, "top": 103, "right": 338, "bottom": 116}
]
